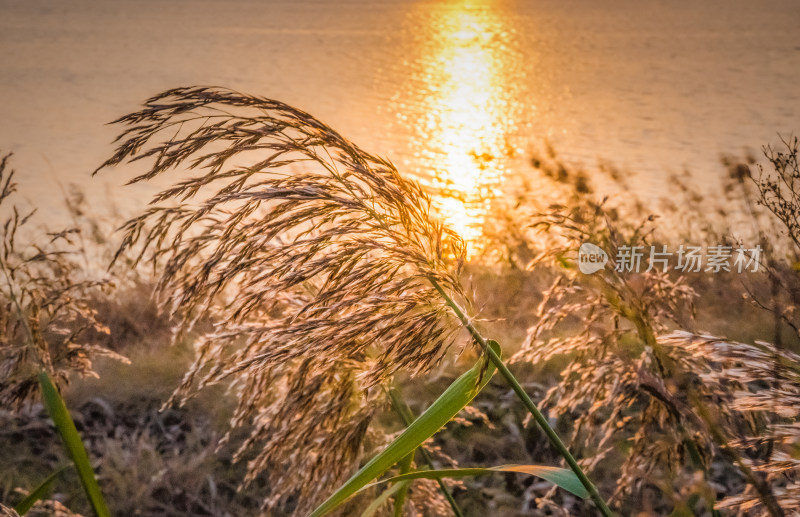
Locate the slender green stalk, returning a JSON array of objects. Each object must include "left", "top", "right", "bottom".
[
  {"left": 360, "top": 482, "right": 409, "bottom": 517},
  {"left": 310, "top": 345, "right": 500, "bottom": 517},
  {"left": 39, "top": 372, "right": 111, "bottom": 517},
  {"left": 429, "top": 277, "right": 615, "bottom": 517},
  {"left": 367, "top": 465, "right": 589, "bottom": 498},
  {"left": 387, "top": 387, "right": 464, "bottom": 517},
  {"left": 392, "top": 440, "right": 414, "bottom": 516}
]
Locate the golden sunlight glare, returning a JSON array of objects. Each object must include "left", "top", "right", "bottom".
[{"left": 415, "top": 3, "right": 520, "bottom": 252}]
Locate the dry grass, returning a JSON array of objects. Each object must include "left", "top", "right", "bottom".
[
  {"left": 0, "top": 153, "right": 127, "bottom": 411},
  {"left": 480, "top": 143, "right": 800, "bottom": 516},
  {"left": 95, "top": 86, "right": 473, "bottom": 514}
]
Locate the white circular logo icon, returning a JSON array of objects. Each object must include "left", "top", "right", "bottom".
[{"left": 578, "top": 242, "right": 608, "bottom": 274}]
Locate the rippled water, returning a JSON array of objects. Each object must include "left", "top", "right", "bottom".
[{"left": 1, "top": 0, "right": 798, "bottom": 239}]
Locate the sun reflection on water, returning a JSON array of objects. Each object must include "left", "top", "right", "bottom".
[{"left": 407, "top": 1, "right": 524, "bottom": 252}]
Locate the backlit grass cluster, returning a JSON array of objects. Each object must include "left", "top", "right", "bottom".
[{"left": 2, "top": 86, "right": 800, "bottom": 517}]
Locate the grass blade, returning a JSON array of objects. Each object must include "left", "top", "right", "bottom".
[
  {"left": 392, "top": 447, "right": 414, "bottom": 516},
  {"left": 14, "top": 465, "right": 70, "bottom": 515},
  {"left": 360, "top": 482, "right": 410, "bottom": 517},
  {"left": 308, "top": 341, "right": 501, "bottom": 517},
  {"left": 38, "top": 371, "right": 110, "bottom": 517},
  {"left": 366, "top": 465, "right": 590, "bottom": 499},
  {"left": 387, "top": 386, "right": 464, "bottom": 517}
]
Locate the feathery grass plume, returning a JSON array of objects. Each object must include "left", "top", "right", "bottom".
[
  {"left": 493, "top": 154, "right": 795, "bottom": 514},
  {"left": 706, "top": 135, "right": 800, "bottom": 515},
  {"left": 0, "top": 153, "right": 127, "bottom": 411},
  {"left": 95, "top": 86, "right": 468, "bottom": 513},
  {"left": 660, "top": 332, "right": 800, "bottom": 516},
  {"left": 510, "top": 197, "right": 715, "bottom": 513}
]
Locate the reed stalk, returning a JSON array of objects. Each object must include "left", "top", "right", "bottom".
[{"left": 429, "top": 278, "right": 615, "bottom": 517}]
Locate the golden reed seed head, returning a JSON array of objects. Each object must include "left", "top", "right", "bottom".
[{"left": 97, "top": 87, "right": 470, "bottom": 514}]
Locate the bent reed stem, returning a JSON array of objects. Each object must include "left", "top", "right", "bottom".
[{"left": 428, "top": 277, "right": 615, "bottom": 517}]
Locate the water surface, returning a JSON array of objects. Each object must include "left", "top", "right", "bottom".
[{"left": 1, "top": 0, "right": 798, "bottom": 239}]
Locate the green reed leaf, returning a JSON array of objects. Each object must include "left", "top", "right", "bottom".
[
  {"left": 14, "top": 465, "right": 70, "bottom": 515},
  {"left": 308, "top": 341, "right": 501, "bottom": 517},
  {"left": 365, "top": 464, "right": 590, "bottom": 499},
  {"left": 38, "top": 371, "right": 110, "bottom": 517}
]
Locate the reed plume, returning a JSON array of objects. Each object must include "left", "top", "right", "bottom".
[
  {"left": 0, "top": 153, "right": 127, "bottom": 411},
  {"left": 96, "top": 86, "right": 470, "bottom": 513},
  {"left": 499, "top": 149, "right": 800, "bottom": 515}
]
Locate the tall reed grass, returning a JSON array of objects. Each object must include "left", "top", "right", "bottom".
[
  {"left": 3, "top": 86, "right": 799, "bottom": 516},
  {"left": 95, "top": 86, "right": 612, "bottom": 515},
  {"left": 490, "top": 140, "right": 800, "bottom": 516},
  {"left": 0, "top": 154, "right": 127, "bottom": 516}
]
